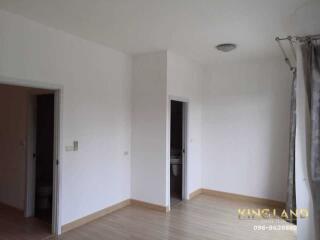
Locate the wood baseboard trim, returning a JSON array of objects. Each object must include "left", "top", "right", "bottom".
[
  {"left": 201, "top": 189, "right": 285, "bottom": 208},
  {"left": 61, "top": 198, "right": 169, "bottom": 233},
  {"left": 61, "top": 199, "right": 131, "bottom": 233},
  {"left": 131, "top": 199, "right": 169, "bottom": 212},
  {"left": 188, "top": 189, "right": 203, "bottom": 200},
  {"left": 61, "top": 189, "right": 283, "bottom": 234}
]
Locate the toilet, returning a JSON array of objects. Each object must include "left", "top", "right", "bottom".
[
  {"left": 37, "top": 185, "right": 52, "bottom": 210},
  {"left": 171, "top": 158, "right": 182, "bottom": 176}
]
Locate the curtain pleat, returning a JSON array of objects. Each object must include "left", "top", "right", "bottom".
[
  {"left": 286, "top": 69, "right": 297, "bottom": 224},
  {"left": 301, "top": 39, "right": 320, "bottom": 239}
]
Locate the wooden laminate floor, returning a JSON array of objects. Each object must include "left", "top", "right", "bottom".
[
  {"left": 170, "top": 195, "right": 182, "bottom": 207},
  {"left": 53, "top": 194, "right": 296, "bottom": 240},
  {"left": 0, "top": 203, "right": 52, "bottom": 240}
]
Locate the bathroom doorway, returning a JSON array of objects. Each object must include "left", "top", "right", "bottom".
[
  {"left": 25, "top": 87, "right": 60, "bottom": 235},
  {"left": 0, "top": 82, "right": 59, "bottom": 240},
  {"left": 34, "top": 94, "right": 55, "bottom": 224},
  {"left": 0, "top": 81, "right": 61, "bottom": 238},
  {"left": 170, "top": 100, "right": 187, "bottom": 206}
]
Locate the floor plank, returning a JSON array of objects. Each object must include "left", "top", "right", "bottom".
[
  {"left": 55, "top": 194, "right": 296, "bottom": 240},
  {"left": 0, "top": 203, "right": 52, "bottom": 240}
]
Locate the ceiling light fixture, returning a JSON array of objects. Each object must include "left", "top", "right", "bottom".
[{"left": 216, "top": 43, "right": 237, "bottom": 52}]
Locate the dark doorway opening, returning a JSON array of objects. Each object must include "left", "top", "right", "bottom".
[
  {"left": 0, "top": 84, "right": 55, "bottom": 240},
  {"left": 35, "top": 94, "right": 54, "bottom": 224},
  {"left": 170, "top": 100, "right": 184, "bottom": 206}
]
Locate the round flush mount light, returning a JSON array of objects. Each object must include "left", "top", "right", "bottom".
[{"left": 215, "top": 43, "right": 237, "bottom": 52}]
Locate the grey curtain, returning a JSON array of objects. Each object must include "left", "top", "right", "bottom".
[
  {"left": 301, "top": 39, "right": 320, "bottom": 236},
  {"left": 286, "top": 69, "right": 297, "bottom": 223},
  {"left": 303, "top": 40, "right": 320, "bottom": 182}
]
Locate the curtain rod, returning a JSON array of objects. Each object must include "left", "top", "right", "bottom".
[
  {"left": 275, "top": 33, "right": 320, "bottom": 72},
  {"left": 275, "top": 34, "right": 320, "bottom": 42},
  {"left": 275, "top": 36, "right": 296, "bottom": 71}
]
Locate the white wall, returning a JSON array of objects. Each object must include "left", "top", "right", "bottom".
[
  {"left": 202, "top": 59, "right": 291, "bottom": 202},
  {"left": 166, "top": 51, "right": 204, "bottom": 203},
  {"left": 131, "top": 51, "right": 167, "bottom": 206},
  {"left": 0, "top": 85, "right": 28, "bottom": 210},
  {"left": 0, "top": 9, "right": 132, "bottom": 228},
  {"left": 0, "top": 5, "right": 302, "bottom": 236}
]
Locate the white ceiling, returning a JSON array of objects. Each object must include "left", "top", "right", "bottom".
[{"left": 0, "top": 0, "right": 318, "bottom": 65}]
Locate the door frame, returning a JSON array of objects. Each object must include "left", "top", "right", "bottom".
[
  {"left": 25, "top": 95, "right": 37, "bottom": 218},
  {"left": 0, "top": 75, "right": 63, "bottom": 235},
  {"left": 167, "top": 96, "right": 188, "bottom": 208}
]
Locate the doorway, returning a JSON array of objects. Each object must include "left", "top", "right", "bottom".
[
  {"left": 34, "top": 94, "right": 54, "bottom": 223},
  {"left": 170, "top": 100, "right": 187, "bottom": 206},
  {"left": 0, "top": 83, "right": 60, "bottom": 239}
]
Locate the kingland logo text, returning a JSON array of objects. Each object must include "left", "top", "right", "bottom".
[{"left": 238, "top": 208, "right": 309, "bottom": 220}]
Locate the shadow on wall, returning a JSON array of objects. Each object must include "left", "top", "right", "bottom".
[{"left": 265, "top": 88, "right": 291, "bottom": 200}]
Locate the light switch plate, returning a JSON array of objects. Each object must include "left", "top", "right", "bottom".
[
  {"left": 73, "top": 141, "right": 78, "bottom": 151},
  {"left": 65, "top": 140, "right": 79, "bottom": 152},
  {"left": 65, "top": 146, "right": 74, "bottom": 152}
]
